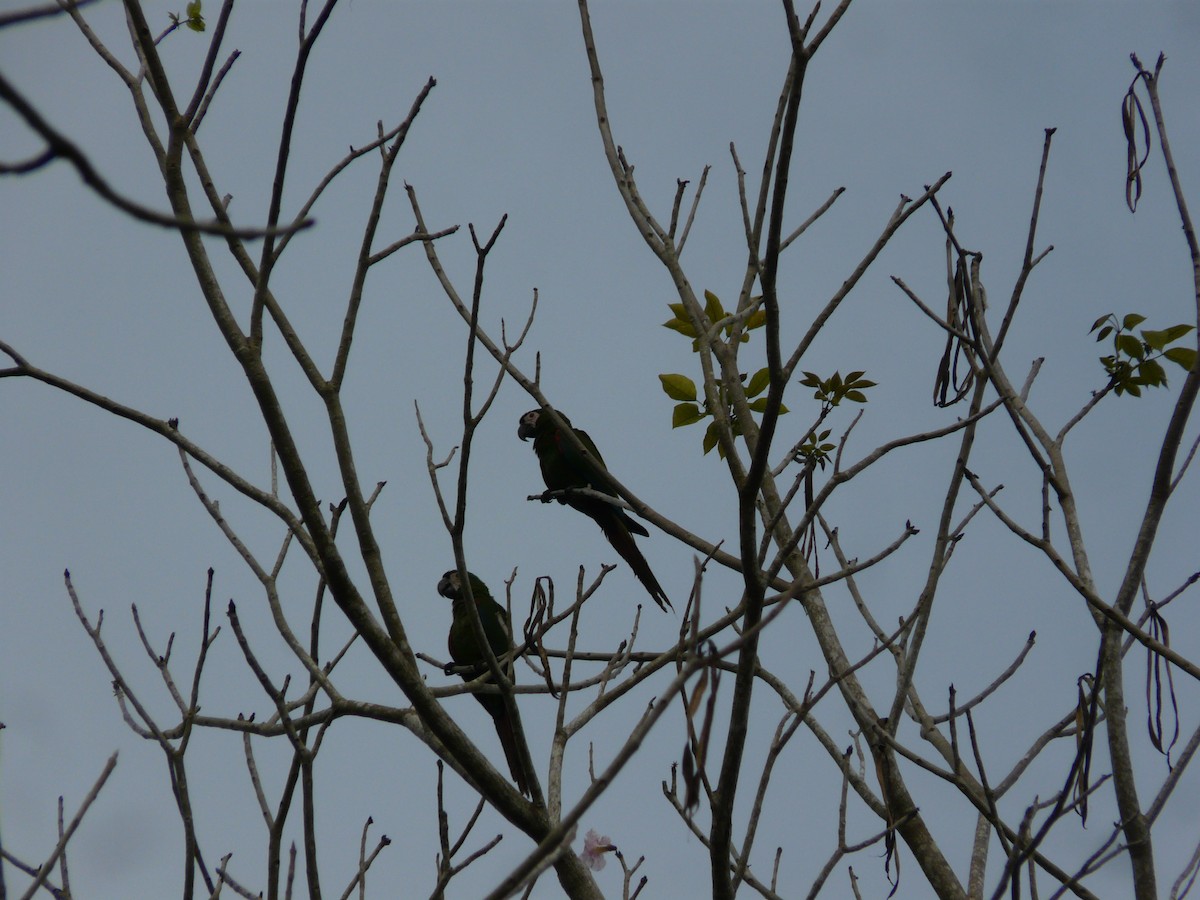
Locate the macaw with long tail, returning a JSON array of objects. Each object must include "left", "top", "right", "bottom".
[
  {"left": 437, "top": 569, "right": 533, "bottom": 796},
  {"left": 517, "top": 408, "right": 672, "bottom": 611}
]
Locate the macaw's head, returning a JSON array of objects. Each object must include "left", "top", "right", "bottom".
[
  {"left": 518, "top": 407, "right": 572, "bottom": 441},
  {"left": 437, "top": 569, "right": 489, "bottom": 601},
  {"left": 517, "top": 408, "right": 542, "bottom": 441},
  {"left": 437, "top": 570, "right": 463, "bottom": 599}
]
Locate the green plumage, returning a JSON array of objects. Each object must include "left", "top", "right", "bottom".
[
  {"left": 518, "top": 408, "right": 672, "bottom": 611},
  {"left": 437, "top": 570, "right": 532, "bottom": 796}
]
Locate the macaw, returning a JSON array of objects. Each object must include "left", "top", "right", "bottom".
[
  {"left": 437, "top": 569, "right": 532, "bottom": 796},
  {"left": 517, "top": 408, "right": 672, "bottom": 611}
]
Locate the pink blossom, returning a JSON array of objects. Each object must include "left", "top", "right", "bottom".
[{"left": 579, "top": 828, "right": 615, "bottom": 871}]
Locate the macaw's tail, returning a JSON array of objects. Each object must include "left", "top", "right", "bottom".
[
  {"left": 487, "top": 704, "right": 533, "bottom": 797},
  {"left": 588, "top": 505, "right": 673, "bottom": 612}
]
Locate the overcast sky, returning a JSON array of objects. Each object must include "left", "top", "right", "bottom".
[{"left": 3, "top": 2, "right": 1200, "bottom": 898}]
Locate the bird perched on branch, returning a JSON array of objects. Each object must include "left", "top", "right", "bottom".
[
  {"left": 518, "top": 407, "right": 672, "bottom": 611},
  {"left": 437, "top": 569, "right": 532, "bottom": 796}
]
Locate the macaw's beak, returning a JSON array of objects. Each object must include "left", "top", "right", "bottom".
[{"left": 518, "top": 421, "right": 534, "bottom": 441}]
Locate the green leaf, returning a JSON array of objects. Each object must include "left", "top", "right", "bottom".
[
  {"left": 703, "top": 290, "right": 724, "bottom": 324},
  {"left": 702, "top": 421, "right": 720, "bottom": 456},
  {"left": 1138, "top": 359, "right": 1167, "bottom": 386},
  {"left": 663, "top": 317, "right": 698, "bottom": 338},
  {"left": 1122, "top": 313, "right": 1147, "bottom": 330},
  {"left": 745, "top": 309, "right": 767, "bottom": 331},
  {"left": 185, "top": 0, "right": 205, "bottom": 30},
  {"left": 672, "top": 402, "right": 703, "bottom": 428},
  {"left": 1095, "top": 325, "right": 1113, "bottom": 342},
  {"left": 1142, "top": 323, "right": 1195, "bottom": 349},
  {"left": 659, "top": 373, "right": 697, "bottom": 401},
  {"left": 747, "top": 398, "right": 789, "bottom": 415},
  {"left": 1090, "top": 314, "right": 1112, "bottom": 332},
  {"left": 1116, "top": 333, "right": 1145, "bottom": 359},
  {"left": 1165, "top": 347, "right": 1197, "bottom": 371},
  {"left": 1165, "top": 323, "right": 1195, "bottom": 341},
  {"left": 843, "top": 390, "right": 868, "bottom": 403},
  {"left": 799, "top": 371, "right": 821, "bottom": 388},
  {"left": 667, "top": 302, "right": 687, "bottom": 318},
  {"left": 746, "top": 367, "right": 771, "bottom": 398},
  {"left": 1140, "top": 328, "right": 1169, "bottom": 350}
]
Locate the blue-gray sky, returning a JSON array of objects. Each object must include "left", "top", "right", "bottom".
[{"left": 3, "top": 2, "right": 1199, "bottom": 897}]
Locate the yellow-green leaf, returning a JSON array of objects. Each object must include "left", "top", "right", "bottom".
[
  {"left": 673, "top": 402, "right": 703, "bottom": 428},
  {"left": 704, "top": 290, "right": 724, "bottom": 324},
  {"left": 1122, "top": 313, "right": 1147, "bottom": 330},
  {"left": 1116, "top": 333, "right": 1144, "bottom": 359},
  {"left": 660, "top": 373, "right": 698, "bottom": 401},
  {"left": 1139, "top": 359, "right": 1167, "bottom": 386},
  {"left": 1142, "top": 323, "right": 1194, "bottom": 349},
  {"left": 663, "top": 318, "right": 698, "bottom": 337},
  {"left": 185, "top": 0, "right": 205, "bottom": 30},
  {"left": 746, "top": 367, "right": 771, "bottom": 398},
  {"left": 1165, "top": 347, "right": 1197, "bottom": 371}
]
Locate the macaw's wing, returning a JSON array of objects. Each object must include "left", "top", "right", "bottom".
[
  {"left": 549, "top": 426, "right": 652, "bottom": 538},
  {"left": 453, "top": 659, "right": 534, "bottom": 797},
  {"left": 446, "top": 597, "right": 533, "bottom": 796},
  {"left": 539, "top": 444, "right": 649, "bottom": 540},
  {"left": 529, "top": 412, "right": 616, "bottom": 493},
  {"left": 522, "top": 411, "right": 668, "bottom": 610},
  {"left": 568, "top": 492, "right": 650, "bottom": 539},
  {"left": 448, "top": 596, "right": 513, "bottom": 675},
  {"left": 467, "top": 604, "right": 533, "bottom": 795},
  {"left": 558, "top": 426, "right": 618, "bottom": 492}
]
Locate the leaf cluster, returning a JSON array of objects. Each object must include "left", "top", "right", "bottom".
[
  {"left": 797, "top": 428, "right": 836, "bottom": 470},
  {"left": 1090, "top": 313, "right": 1196, "bottom": 397},
  {"left": 798, "top": 369, "right": 876, "bottom": 410},
  {"left": 169, "top": 1, "right": 206, "bottom": 32},
  {"left": 662, "top": 289, "right": 766, "bottom": 349},
  {"left": 659, "top": 290, "right": 784, "bottom": 458}
]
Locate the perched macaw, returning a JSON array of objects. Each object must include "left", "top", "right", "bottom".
[
  {"left": 437, "top": 569, "right": 532, "bottom": 796},
  {"left": 517, "top": 408, "right": 672, "bottom": 611}
]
